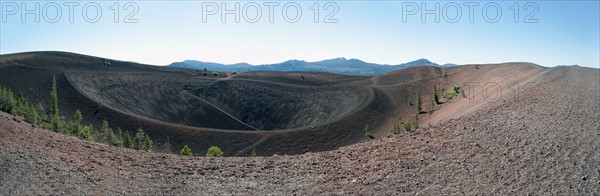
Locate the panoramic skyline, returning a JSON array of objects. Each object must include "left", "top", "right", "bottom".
[{"left": 1, "top": 1, "right": 599, "bottom": 68}]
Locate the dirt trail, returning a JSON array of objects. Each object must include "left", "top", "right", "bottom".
[
  {"left": 233, "top": 134, "right": 273, "bottom": 156},
  {"left": 183, "top": 91, "right": 261, "bottom": 131}
]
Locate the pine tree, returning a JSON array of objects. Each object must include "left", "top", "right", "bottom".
[
  {"left": 115, "top": 128, "right": 123, "bottom": 147},
  {"left": 91, "top": 125, "right": 101, "bottom": 142},
  {"left": 413, "top": 115, "right": 419, "bottom": 129},
  {"left": 24, "top": 103, "right": 38, "bottom": 125},
  {"left": 51, "top": 117, "right": 61, "bottom": 133},
  {"left": 50, "top": 75, "right": 59, "bottom": 120},
  {"left": 15, "top": 91, "right": 26, "bottom": 116},
  {"left": 416, "top": 91, "right": 422, "bottom": 114},
  {"left": 106, "top": 128, "right": 118, "bottom": 146},
  {"left": 101, "top": 120, "right": 109, "bottom": 130},
  {"left": 70, "top": 110, "right": 83, "bottom": 137},
  {"left": 123, "top": 131, "right": 134, "bottom": 149},
  {"left": 74, "top": 110, "right": 82, "bottom": 124},
  {"left": 0, "top": 87, "right": 16, "bottom": 113},
  {"left": 134, "top": 128, "right": 145, "bottom": 149},
  {"left": 101, "top": 120, "right": 109, "bottom": 142},
  {"left": 101, "top": 120, "right": 119, "bottom": 144},
  {"left": 433, "top": 84, "right": 439, "bottom": 104},
  {"left": 36, "top": 103, "right": 46, "bottom": 121},
  {"left": 161, "top": 137, "right": 172, "bottom": 153},
  {"left": 142, "top": 134, "right": 153, "bottom": 151}
]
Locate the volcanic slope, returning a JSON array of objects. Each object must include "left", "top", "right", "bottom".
[
  {"left": 1, "top": 65, "right": 598, "bottom": 194},
  {"left": 0, "top": 52, "right": 558, "bottom": 156},
  {"left": 0, "top": 52, "right": 380, "bottom": 155}
]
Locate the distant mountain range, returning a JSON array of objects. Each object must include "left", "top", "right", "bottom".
[{"left": 169, "top": 57, "right": 457, "bottom": 76}]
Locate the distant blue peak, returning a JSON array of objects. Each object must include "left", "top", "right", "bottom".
[{"left": 413, "top": 58, "right": 431, "bottom": 62}]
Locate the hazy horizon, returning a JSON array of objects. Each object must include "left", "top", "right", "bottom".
[{"left": 1, "top": 1, "right": 598, "bottom": 68}]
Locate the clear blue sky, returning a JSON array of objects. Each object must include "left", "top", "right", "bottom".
[{"left": 1, "top": 1, "right": 598, "bottom": 68}]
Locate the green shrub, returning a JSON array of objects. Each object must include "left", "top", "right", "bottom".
[
  {"left": 80, "top": 124, "right": 96, "bottom": 142},
  {"left": 403, "top": 121, "right": 411, "bottom": 132},
  {"left": 250, "top": 149, "right": 257, "bottom": 157},
  {"left": 212, "top": 72, "right": 219, "bottom": 76},
  {"left": 441, "top": 85, "right": 460, "bottom": 100},
  {"left": 391, "top": 123, "right": 400, "bottom": 135},
  {"left": 206, "top": 146, "right": 224, "bottom": 157},
  {"left": 51, "top": 118, "right": 62, "bottom": 133},
  {"left": 181, "top": 145, "right": 193, "bottom": 156},
  {"left": 364, "top": 123, "right": 373, "bottom": 138},
  {"left": 445, "top": 90, "right": 457, "bottom": 99},
  {"left": 77, "top": 124, "right": 89, "bottom": 140}
]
